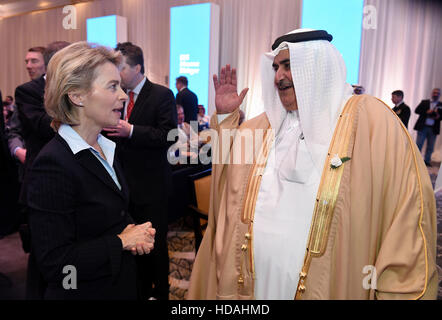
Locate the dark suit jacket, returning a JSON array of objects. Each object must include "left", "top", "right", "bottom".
[
  {"left": 27, "top": 134, "right": 137, "bottom": 299},
  {"left": 392, "top": 102, "right": 411, "bottom": 128},
  {"left": 414, "top": 99, "right": 442, "bottom": 135},
  {"left": 176, "top": 87, "right": 198, "bottom": 123},
  {"left": 116, "top": 78, "right": 177, "bottom": 215},
  {"left": 15, "top": 75, "right": 54, "bottom": 204}
]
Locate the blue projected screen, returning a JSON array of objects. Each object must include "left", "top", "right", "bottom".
[
  {"left": 302, "top": 0, "right": 364, "bottom": 84},
  {"left": 87, "top": 15, "right": 118, "bottom": 48},
  {"left": 170, "top": 4, "right": 212, "bottom": 109}
]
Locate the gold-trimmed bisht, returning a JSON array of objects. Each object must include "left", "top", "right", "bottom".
[
  {"left": 295, "top": 98, "right": 358, "bottom": 299},
  {"left": 237, "top": 96, "right": 358, "bottom": 299},
  {"left": 238, "top": 127, "right": 274, "bottom": 292}
]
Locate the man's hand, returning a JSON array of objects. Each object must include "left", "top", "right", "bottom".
[
  {"left": 15, "top": 147, "right": 26, "bottom": 164},
  {"left": 213, "top": 64, "right": 249, "bottom": 114},
  {"left": 103, "top": 120, "right": 132, "bottom": 138}
]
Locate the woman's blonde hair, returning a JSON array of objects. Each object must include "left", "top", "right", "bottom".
[{"left": 44, "top": 41, "right": 122, "bottom": 130}]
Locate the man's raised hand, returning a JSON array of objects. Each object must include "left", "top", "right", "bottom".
[{"left": 213, "top": 64, "right": 248, "bottom": 114}]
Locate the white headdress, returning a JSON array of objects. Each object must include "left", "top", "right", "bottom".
[{"left": 261, "top": 28, "right": 354, "bottom": 173}]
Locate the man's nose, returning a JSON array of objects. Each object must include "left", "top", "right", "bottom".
[{"left": 275, "top": 69, "right": 286, "bottom": 82}]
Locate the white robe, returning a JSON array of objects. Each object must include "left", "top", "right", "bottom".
[{"left": 253, "top": 111, "right": 321, "bottom": 299}]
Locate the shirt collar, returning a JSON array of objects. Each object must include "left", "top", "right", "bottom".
[
  {"left": 179, "top": 86, "right": 187, "bottom": 92},
  {"left": 58, "top": 124, "right": 116, "bottom": 165},
  {"left": 130, "top": 76, "right": 146, "bottom": 96}
]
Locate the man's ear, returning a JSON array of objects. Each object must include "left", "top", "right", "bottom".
[
  {"left": 68, "top": 90, "right": 85, "bottom": 107},
  {"left": 135, "top": 64, "right": 141, "bottom": 74}
]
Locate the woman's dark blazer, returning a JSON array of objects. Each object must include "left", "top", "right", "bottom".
[{"left": 27, "top": 133, "right": 137, "bottom": 300}]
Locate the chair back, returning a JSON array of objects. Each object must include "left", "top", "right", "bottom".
[
  {"left": 188, "top": 168, "right": 211, "bottom": 252},
  {"left": 193, "top": 175, "right": 211, "bottom": 214},
  {"left": 188, "top": 168, "right": 212, "bottom": 212}
]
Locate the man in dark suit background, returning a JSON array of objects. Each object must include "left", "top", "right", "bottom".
[
  {"left": 175, "top": 76, "right": 198, "bottom": 123},
  {"left": 105, "top": 42, "right": 177, "bottom": 300},
  {"left": 414, "top": 88, "right": 442, "bottom": 166},
  {"left": 15, "top": 41, "right": 70, "bottom": 299},
  {"left": 391, "top": 90, "right": 411, "bottom": 128},
  {"left": 16, "top": 42, "right": 70, "bottom": 207},
  {"left": 16, "top": 71, "right": 50, "bottom": 207},
  {"left": 9, "top": 47, "right": 47, "bottom": 175}
]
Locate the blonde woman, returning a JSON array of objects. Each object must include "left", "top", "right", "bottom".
[{"left": 27, "top": 42, "right": 155, "bottom": 299}]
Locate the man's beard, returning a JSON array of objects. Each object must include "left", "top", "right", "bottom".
[{"left": 277, "top": 79, "right": 294, "bottom": 91}]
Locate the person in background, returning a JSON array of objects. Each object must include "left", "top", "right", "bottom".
[
  {"left": 16, "top": 42, "right": 70, "bottom": 200},
  {"left": 8, "top": 47, "right": 47, "bottom": 168},
  {"left": 106, "top": 42, "right": 177, "bottom": 300},
  {"left": 25, "top": 47, "right": 46, "bottom": 81},
  {"left": 15, "top": 41, "right": 71, "bottom": 299},
  {"left": 3, "top": 102, "right": 13, "bottom": 127},
  {"left": 197, "top": 105, "right": 210, "bottom": 131},
  {"left": 8, "top": 46, "right": 46, "bottom": 165},
  {"left": 414, "top": 88, "right": 442, "bottom": 166},
  {"left": 391, "top": 90, "right": 410, "bottom": 128},
  {"left": 352, "top": 85, "right": 365, "bottom": 95},
  {"left": 4, "top": 96, "right": 15, "bottom": 111},
  {"left": 176, "top": 76, "right": 198, "bottom": 123},
  {"left": 169, "top": 104, "right": 199, "bottom": 164}
]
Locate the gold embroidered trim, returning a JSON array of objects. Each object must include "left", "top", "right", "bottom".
[
  {"left": 239, "top": 126, "right": 273, "bottom": 292},
  {"left": 241, "top": 128, "right": 273, "bottom": 224},
  {"left": 295, "top": 97, "right": 359, "bottom": 299}
]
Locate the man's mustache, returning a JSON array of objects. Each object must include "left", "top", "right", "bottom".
[{"left": 277, "top": 80, "right": 294, "bottom": 90}]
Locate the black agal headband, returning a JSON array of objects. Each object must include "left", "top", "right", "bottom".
[{"left": 271, "top": 30, "right": 333, "bottom": 50}]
